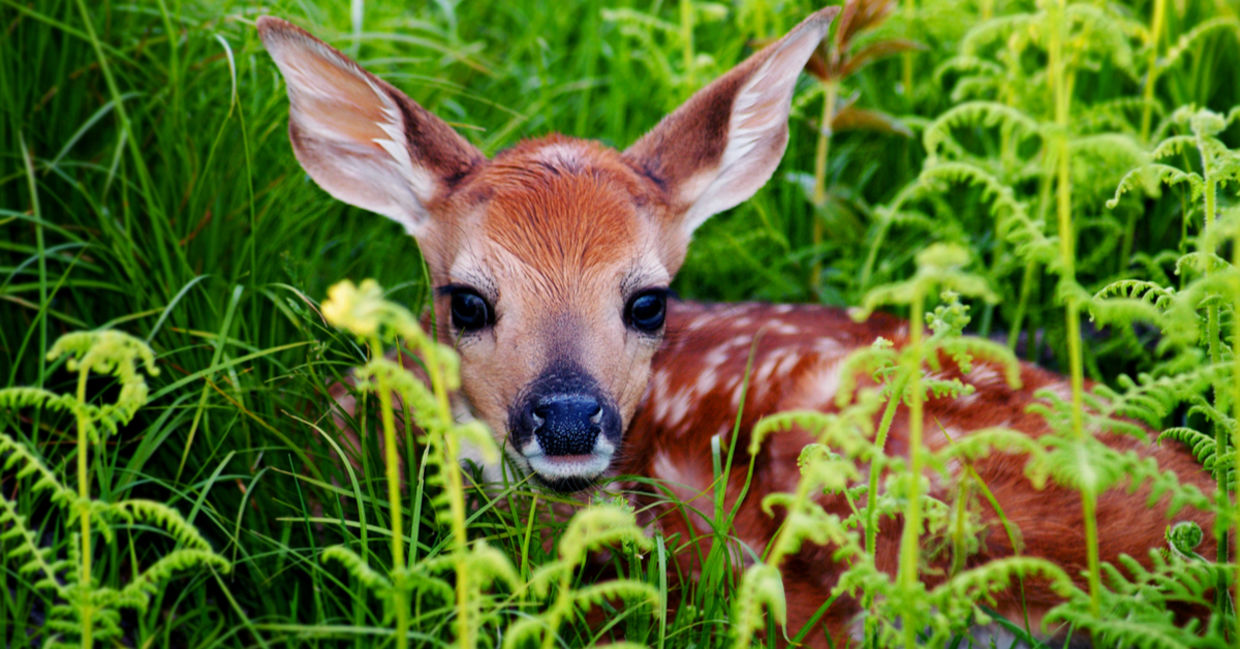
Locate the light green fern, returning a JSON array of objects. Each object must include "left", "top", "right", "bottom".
[{"left": 0, "top": 330, "right": 229, "bottom": 649}]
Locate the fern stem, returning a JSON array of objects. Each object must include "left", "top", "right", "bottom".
[
  {"left": 541, "top": 566, "right": 574, "bottom": 649},
  {"left": 1197, "top": 127, "right": 1234, "bottom": 613},
  {"left": 1229, "top": 217, "right": 1240, "bottom": 649},
  {"left": 901, "top": 0, "right": 915, "bottom": 98},
  {"left": 1047, "top": 0, "right": 1100, "bottom": 616},
  {"left": 1230, "top": 183, "right": 1240, "bottom": 649},
  {"left": 865, "top": 371, "right": 909, "bottom": 644},
  {"left": 75, "top": 366, "right": 93, "bottom": 649},
  {"left": 370, "top": 336, "right": 409, "bottom": 648},
  {"left": 811, "top": 81, "right": 838, "bottom": 290},
  {"left": 1139, "top": 0, "right": 1166, "bottom": 142},
  {"left": 426, "top": 342, "right": 472, "bottom": 649},
  {"left": 1006, "top": 262, "right": 1037, "bottom": 355},
  {"left": 898, "top": 292, "right": 926, "bottom": 649},
  {"left": 812, "top": 85, "right": 837, "bottom": 199}
]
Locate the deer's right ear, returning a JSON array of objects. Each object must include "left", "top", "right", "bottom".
[
  {"left": 622, "top": 6, "right": 838, "bottom": 238},
  {"left": 257, "top": 17, "right": 482, "bottom": 236}
]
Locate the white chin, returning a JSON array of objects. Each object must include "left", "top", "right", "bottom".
[
  {"left": 526, "top": 453, "right": 612, "bottom": 481},
  {"left": 520, "top": 436, "right": 615, "bottom": 483}
]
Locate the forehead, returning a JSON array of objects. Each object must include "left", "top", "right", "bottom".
[{"left": 462, "top": 138, "right": 659, "bottom": 278}]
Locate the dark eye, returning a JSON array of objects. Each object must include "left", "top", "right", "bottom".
[
  {"left": 626, "top": 289, "right": 667, "bottom": 333},
  {"left": 450, "top": 289, "right": 492, "bottom": 332}
]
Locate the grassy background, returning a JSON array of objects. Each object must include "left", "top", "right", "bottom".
[{"left": 2, "top": 0, "right": 1239, "bottom": 646}]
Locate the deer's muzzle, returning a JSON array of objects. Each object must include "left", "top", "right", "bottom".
[{"left": 508, "top": 364, "right": 622, "bottom": 491}]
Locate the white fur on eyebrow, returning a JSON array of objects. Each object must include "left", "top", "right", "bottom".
[
  {"left": 448, "top": 245, "right": 500, "bottom": 298},
  {"left": 620, "top": 250, "right": 671, "bottom": 294}
]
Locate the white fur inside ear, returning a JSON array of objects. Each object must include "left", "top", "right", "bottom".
[
  {"left": 681, "top": 16, "right": 831, "bottom": 234},
  {"left": 264, "top": 27, "right": 433, "bottom": 234}
]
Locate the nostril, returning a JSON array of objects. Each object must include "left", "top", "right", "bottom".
[{"left": 529, "top": 394, "right": 605, "bottom": 456}]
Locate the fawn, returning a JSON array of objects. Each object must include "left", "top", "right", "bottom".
[{"left": 258, "top": 7, "right": 1215, "bottom": 645}]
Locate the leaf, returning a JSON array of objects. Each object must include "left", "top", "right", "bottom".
[
  {"left": 838, "top": 38, "right": 925, "bottom": 78},
  {"left": 831, "top": 106, "right": 912, "bottom": 137}
]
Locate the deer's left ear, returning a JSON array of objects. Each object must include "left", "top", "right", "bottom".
[{"left": 623, "top": 6, "right": 838, "bottom": 236}]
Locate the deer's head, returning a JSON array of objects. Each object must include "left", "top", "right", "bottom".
[{"left": 259, "top": 7, "right": 838, "bottom": 490}]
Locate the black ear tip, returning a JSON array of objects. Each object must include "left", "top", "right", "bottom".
[
  {"left": 808, "top": 5, "right": 842, "bottom": 25},
  {"left": 256, "top": 15, "right": 281, "bottom": 35},
  {"left": 256, "top": 16, "right": 307, "bottom": 46}
]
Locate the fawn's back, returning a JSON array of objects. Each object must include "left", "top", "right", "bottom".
[{"left": 258, "top": 7, "right": 1214, "bottom": 645}]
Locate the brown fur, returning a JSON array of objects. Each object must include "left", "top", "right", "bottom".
[{"left": 620, "top": 301, "right": 1214, "bottom": 645}]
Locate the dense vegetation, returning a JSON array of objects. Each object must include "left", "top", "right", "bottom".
[{"left": 2, "top": 0, "right": 1239, "bottom": 647}]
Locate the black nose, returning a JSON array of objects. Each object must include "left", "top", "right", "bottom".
[{"left": 524, "top": 393, "right": 602, "bottom": 456}]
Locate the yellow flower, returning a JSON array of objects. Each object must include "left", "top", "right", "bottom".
[{"left": 322, "top": 279, "right": 383, "bottom": 338}]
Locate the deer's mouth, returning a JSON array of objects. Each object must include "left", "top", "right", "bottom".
[{"left": 519, "top": 436, "right": 616, "bottom": 492}]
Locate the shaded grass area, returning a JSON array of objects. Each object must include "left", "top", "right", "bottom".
[{"left": 2, "top": 0, "right": 1240, "bottom": 646}]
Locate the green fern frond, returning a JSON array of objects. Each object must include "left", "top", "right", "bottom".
[
  {"left": 1107, "top": 163, "right": 1203, "bottom": 208},
  {"left": 1150, "top": 135, "right": 1200, "bottom": 160},
  {"left": 353, "top": 357, "right": 440, "bottom": 425},
  {"left": 557, "top": 505, "right": 652, "bottom": 566},
  {"left": 858, "top": 243, "right": 998, "bottom": 319},
  {"left": 922, "top": 102, "right": 1041, "bottom": 163},
  {"left": 600, "top": 8, "right": 679, "bottom": 38},
  {"left": 1080, "top": 96, "right": 1163, "bottom": 133},
  {"left": 1050, "top": 607, "right": 1205, "bottom": 649},
  {"left": 940, "top": 339, "right": 1022, "bottom": 386},
  {"left": 0, "top": 492, "right": 68, "bottom": 597},
  {"left": 392, "top": 565, "right": 457, "bottom": 605},
  {"left": 1093, "top": 280, "right": 1176, "bottom": 310},
  {"left": 753, "top": 410, "right": 877, "bottom": 460},
  {"left": 45, "top": 330, "right": 158, "bottom": 441},
  {"left": 1048, "top": 550, "right": 1232, "bottom": 649},
  {"left": 1087, "top": 297, "right": 1168, "bottom": 333},
  {"left": 731, "top": 564, "right": 787, "bottom": 648},
  {"left": 0, "top": 430, "right": 76, "bottom": 506},
  {"left": 928, "top": 163, "right": 1058, "bottom": 265},
  {"left": 1097, "top": 365, "right": 1222, "bottom": 426},
  {"left": 932, "top": 428, "right": 1049, "bottom": 486},
  {"left": 1156, "top": 16, "right": 1240, "bottom": 76},
  {"left": 1157, "top": 427, "right": 1216, "bottom": 468},
  {"left": 959, "top": 13, "right": 1037, "bottom": 57},
  {"left": 1065, "top": 3, "right": 1137, "bottom": 73},
  {"left": 103, "top": 499, "right": 214, "bottom": 551},
  {"left": 933, "top": 56, "right": 1003, "bottom": 96},
  {"left": 1070, "top": 133, "right": 1145, "bottom": 172},
  {"left": 321, "top": 545, "right": 393, "bottom": 591},
  {"left": 0, "top": 386, "right": 85, "bottom": 415},
  {"left": 1174, "top": 252, "right": 1233, "bottom": 278},
  {"left": 1101, "top": 438, "right": 1212, "bottom": 514},
  {"left": 500, "top": 616, "right": 546, "bottom": 649},
  {"left": 931, "top": 556, "right": 1073, "bottom": 604},
  {"left": 570, "top": 580, "right": 660, "bottom": 612},
  {"left": 116, "top": 548, "right": 229, "bottom": 610},
  {"left": 797, "top": 444, "right": 864, "bottom": 495},
  {"left": 467, "top": 540, "right": 521, "bottom": 592},
  {"left": 1185, "top": 398, "right": 1235, "bottom": 432}
]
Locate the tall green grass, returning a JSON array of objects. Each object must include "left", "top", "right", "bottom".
[{"left": 2, "top": 0, "right": 1239, "bottom": 647}]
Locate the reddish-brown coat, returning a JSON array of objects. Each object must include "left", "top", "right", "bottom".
[{"left": 616, "top": 300, "right": 1214, "bottom": 645}]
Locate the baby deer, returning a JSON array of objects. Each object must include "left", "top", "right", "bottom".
[{"left": 259, "top": 7, "right": 1214, "bottom": 645}]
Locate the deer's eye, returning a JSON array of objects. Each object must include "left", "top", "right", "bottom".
[
  {"left": 449, "top": 288, "right": 493, "bottom": 332},
  {"left": 626, "top": 289, "right": 667, "bottom": 333}
]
